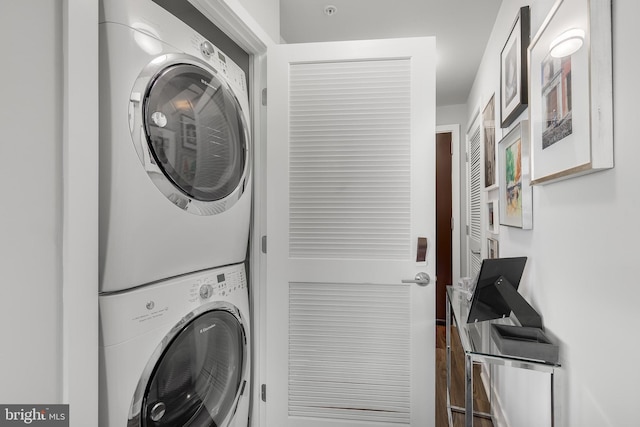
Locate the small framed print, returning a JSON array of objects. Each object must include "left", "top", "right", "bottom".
[
  {"left": 487, "top": 199, "right": 499, "bottom": 234},
  {"left": 487, "top": 238, "right": 499, "bottom": 259}
]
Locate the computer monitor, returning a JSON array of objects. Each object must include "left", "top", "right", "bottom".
[{"left": 467, "top": 257, "right": 528, "bottom": 324}]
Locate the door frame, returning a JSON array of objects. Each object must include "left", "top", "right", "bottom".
[
  {"left": 63, "top": 0, "right": 99, "bottom": 422},
  {"left": 436, "top": 125, "right": 461, "bottom": 291}
]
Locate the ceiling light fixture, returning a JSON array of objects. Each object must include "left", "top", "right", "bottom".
[
  {"left": 324, "top": 5, "right": 337, "bottom": 16},
  {"left": 549, "top": 28, "right": 585, "bottom": 58}
]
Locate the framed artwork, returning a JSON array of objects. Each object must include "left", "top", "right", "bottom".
[
  {"left": 483, "top": 94, "right": 497, "bottom": 190},
  {"left": 179, "top": 152, "right": 197, "bottom": 182},
  {"left": 528, "top": 0, "right": 613, "bottom": 185},
  {"left": 487, "top": 238, "right": 499, "bottom": 259},
  {"left": 500, "top": 6, "right": 530, "bottom": 128},
  {"left": 486, "top": 199, "right": 499, "bottom": 234},
  {"left": 181, "top": 115, "right": 198, "bottom": 150},
  {"left": 498, "top": 120, "right": 532, "bottom": 229}
]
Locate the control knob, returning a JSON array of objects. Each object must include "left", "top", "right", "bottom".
[
  {"left": 199, "top": 283, "right": 213, "bottom": 299},
  {"left": 200, "top": 41, "right": 214, "bottom": 58}
]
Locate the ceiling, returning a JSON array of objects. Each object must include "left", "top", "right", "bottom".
[{"left": 280, "top": 0, "right": 503, "bottom": 107}]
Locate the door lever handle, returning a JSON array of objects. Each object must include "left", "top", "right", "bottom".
[{"left": 401, "top": 272, "right": 431, "bottom": 286}]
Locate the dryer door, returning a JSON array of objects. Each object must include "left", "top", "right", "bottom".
[
  {"left": 128, "top": 304, "right": 247, "bottom": 427},
  {"left": 131, "top": 55, "right": 250, "bottom": 216}
]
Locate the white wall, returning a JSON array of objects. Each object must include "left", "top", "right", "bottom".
[
  {"left": 0, "top": 2, "right": 99, "bottom": 424},
  {"left": 235, "top": 0, "right": 279, "bottom": 45},
  {"left": 0, "top": 0, "right": 64, "bottom": 403},
  {"left": 466, "top": 0, "right": 640, "bottom": 425},
  {"left": 437, "top": 104, "right": 467, "bottom": 128}
]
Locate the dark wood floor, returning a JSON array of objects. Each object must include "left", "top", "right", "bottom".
[{"left": 436, "top": 324, "right": 494, "bottom": 427}]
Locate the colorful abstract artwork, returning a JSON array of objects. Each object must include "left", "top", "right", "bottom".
[
  {"left": 504, "top": 138, "right": 522, "bottom": 220},
  {"left": 499, "top": 121, "right": 532, "bottom": 229}
]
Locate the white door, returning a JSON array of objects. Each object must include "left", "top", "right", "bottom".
[{"left": 265, "top": 37, "right": 436, "bottom": 427}]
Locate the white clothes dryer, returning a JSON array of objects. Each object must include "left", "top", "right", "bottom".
[
  {"left": 99, "top": 0, "right": 252, "bottom": 292},
  {"left": 99, "top": 262, "right": 250, "bottom": 427}
]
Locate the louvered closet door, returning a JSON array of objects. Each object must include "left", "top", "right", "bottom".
[
  {"left": 266, "top": 38, "right": 436, "bottom": 427},
  {"left": 467, "top": 113, "right": 482, "bottom": 278}
]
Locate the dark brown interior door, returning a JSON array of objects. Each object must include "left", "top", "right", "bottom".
[{"left": 435, "top": 132, "right": 453, "bottom": 321}]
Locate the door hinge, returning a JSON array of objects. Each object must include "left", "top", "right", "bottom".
[
  {"left": 451, "top": 217, "right": 454, "bottom": 230},
  {"left": 466, "top": 225, "right": 469, "bottom": 236},
  {"left": 261, "top": 88, "right": 267, "bottom": 106},
  {"left": 261, "top": 384, "right": 267, "bottom": 402},
  {"left": 261, "top": 235, "right": 267, "bottom": 254}
]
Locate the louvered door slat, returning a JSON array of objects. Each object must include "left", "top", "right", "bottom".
[
  {"left": 468, "top": 114, "right": 482, "bottom": 278},
  {"left": 289, "top": 282, "right": 411, "bottom": 424},
  {"left": 289, "top": 60, "right": 411, "bottom": 260}
]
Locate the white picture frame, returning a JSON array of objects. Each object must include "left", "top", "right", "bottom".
[
  {"left": 528, "top": 0, "right": 613, "bottom": 185},
  {"left": 487, "top": 238, "right": 499, "bottom": 259},
  {"left": 499, "top": 120, "right": 533, "bottom": 229}
]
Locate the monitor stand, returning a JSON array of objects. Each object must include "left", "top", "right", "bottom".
[{"left": 494, "top": 276, "right": 543, "bottom": 329}]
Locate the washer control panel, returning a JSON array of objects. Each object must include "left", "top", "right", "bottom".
[
  {"left": 100, "top": 263, "right": 247, "bottom": 346},
  {"left": 196, "top": 268, "right": 247, "bottom": 301}
]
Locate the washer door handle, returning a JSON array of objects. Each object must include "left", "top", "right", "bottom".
[{"left": 150, "top": 402, "right": 166, "bottom": 421}]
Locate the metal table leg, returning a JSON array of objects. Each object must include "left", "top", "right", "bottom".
[
  {"left": 446, "top": 294, "right": 453, "bottom": 426},
  {"left": 550, "top": 370, "right": 555, "bottom": 427},
  {"left": 465, "top": 354, "right": 474, "bottom": 427}
]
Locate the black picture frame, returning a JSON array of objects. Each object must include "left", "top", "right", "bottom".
[
  {"left": 500, "top": 6, "right": 530, "bottom": 128},
  {"left": 180, "top": 115, "right": 198, "bottom": 150}
]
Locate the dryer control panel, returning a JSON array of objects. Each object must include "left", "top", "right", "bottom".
[{"left": 190, "top": 33, "right": 247, "bottom": 96}]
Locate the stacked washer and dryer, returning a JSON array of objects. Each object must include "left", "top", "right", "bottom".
[{"left": 98, "top": 0, "right": 252, "bottom": 426}]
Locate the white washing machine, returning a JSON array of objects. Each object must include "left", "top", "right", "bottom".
[
  {"left": 99, "top": 262, "right": 250, "bottom": 427},
  {"left": 99, "top": 0, "right": 252, "bottom": 293}
]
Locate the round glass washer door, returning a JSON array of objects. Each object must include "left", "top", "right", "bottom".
[
  {"left": 129, "top": 304, "right": 247, "bottom": 427},
  {"left": 130, "top": 54, "right": 250, "bottom": 216}
]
